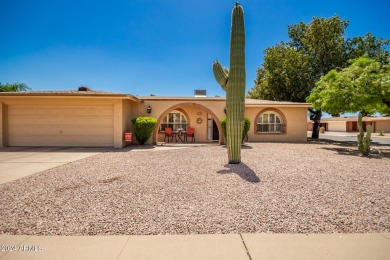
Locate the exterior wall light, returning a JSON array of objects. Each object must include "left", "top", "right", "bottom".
[
  {"left": 146, "top": 105, "right": 152, "bottom": 114},
  {"left": 224, "top": 107, "right": 227, "bottom": 114}
]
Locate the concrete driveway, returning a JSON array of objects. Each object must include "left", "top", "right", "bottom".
[{"left": 0, "top": 147, "right": 109, "bottom": 184}]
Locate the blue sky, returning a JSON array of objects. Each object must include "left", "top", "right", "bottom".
[{"left": 1, "top": 0, "right": 389, "bottom": 98}]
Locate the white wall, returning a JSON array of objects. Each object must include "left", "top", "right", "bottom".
[{"left": 327, "top": 121, "right": 346, "bottom": 132}]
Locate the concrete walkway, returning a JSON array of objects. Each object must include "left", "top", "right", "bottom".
[{"left": 0, "top": 233, "right": 389, "bottom": 260}]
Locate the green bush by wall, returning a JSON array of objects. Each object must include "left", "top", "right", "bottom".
[
  {"left": 131, "top": 117, "right": 157, "bottom": 145},
  {"left": 221, "top": 117, "right": 251, "bottom": 144}
]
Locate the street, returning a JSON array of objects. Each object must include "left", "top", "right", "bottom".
[{"left": 307, "top": 131, "right": 390, "bottom": 145}]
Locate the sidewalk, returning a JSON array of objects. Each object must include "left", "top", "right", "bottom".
[{"left": 1, "top": 233, "right": 389, "bottom": 260}]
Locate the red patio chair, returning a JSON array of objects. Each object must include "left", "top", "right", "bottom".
[
  {"left": 164, "top": 128, "right": 175, "bottom": 143},
  {"left": 184, "top": 127, "right": 195, "bottom": 143}
]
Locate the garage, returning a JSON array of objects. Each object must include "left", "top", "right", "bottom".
[
  {"left": 8, "top": 105, "right": 114, "bottom": 147},
  {"left": 0, "top": 89, "right": 143, "bottom": 148}
]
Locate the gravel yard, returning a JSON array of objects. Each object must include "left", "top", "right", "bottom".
[{"left": 1, "top": 141, "right": 389, "bottom": 235}]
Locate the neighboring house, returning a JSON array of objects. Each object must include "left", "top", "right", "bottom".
[
  {"left": 307, "top": 116, "right": 390, "bottom": 133},
  {"left": 0, "top": 88, "right": 310, "bottom": 148}
]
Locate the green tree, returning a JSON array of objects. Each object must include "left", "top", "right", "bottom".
[
  {"left": 0, "top": 82, "right": 31, "bottom": 92},
  {"left": 307, "top": 56, "right": 390, "bottom": 116},
  {"left": 247, "top": 43, "right": 313, "bottom": 102},
  {"left": 248, "top": 16, "right": 349, "bottom": 138},
  {"left": 288, "top": 16, "right": 348, "bottom": 78},
  {"left": 344, "top": 33, "right": 390, "bottom": 66},
  {"left": 248, "top": 16, "right": 389, "bottom": 138},
  {"left": 288, "top": 16, "right": 349, "bottom": 138}
]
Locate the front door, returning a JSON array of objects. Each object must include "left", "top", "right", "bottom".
[
  {"left": 212, "top": 120, "right": 219, "bottom": 140},
  {"left": 207, "top": 115, "right": 219, "bottom": 141},
  {"left": 207, "top": 114, "right": 219, "bottom": 141}
]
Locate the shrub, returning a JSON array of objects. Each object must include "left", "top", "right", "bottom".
[
  {"left": 242, "top": 117, "right": 251, "bottom": 142},
  {"left": 221, "top": 117, "right": 251, "bottom": 144},
  {"left": 131, "top": 117, "right": 157, "bottom": 145},
  {"left": 357, "top": 114, "right": 371, "bottom": 156},
  {"left": 221, "top": 117, "right": 227, "bottom": 140},
  {"left": 378, "top": 130, "right": 385, "bottom": 136}
]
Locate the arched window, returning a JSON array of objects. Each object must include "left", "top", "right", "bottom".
[
  {"left": 257, "top": 111, "right": 284, "bottom": 133},
  {"left": 160, "top": 110, "right": 188, "bottom": 132}
]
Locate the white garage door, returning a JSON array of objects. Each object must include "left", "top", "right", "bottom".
[{"left": 8, "top": 105, "right": 114, "bottom": 147}]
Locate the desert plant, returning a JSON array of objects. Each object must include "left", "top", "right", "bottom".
[
  {"left": 131, "top": 117, "right": 157, "bottom": 145},
  {"left": 378, "top": 130, "right": 385, "bottom": 136},
  {"left": 221, "top": 117, "right": 251, "bottom": 144},
  {"left": 212, "top": 3, "right": 246, "bottom": 164},
  {"left": 357, "top": 114, "right": 372, "bottom": 156},
  {"left": 242, "top": 117, "right": 251, "bottom": 142}
]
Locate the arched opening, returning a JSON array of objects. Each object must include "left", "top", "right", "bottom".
[
  {"left": 159, "top": 109, "right": 190, "bottom": 132},
  {"left": 153, "top": 103, "right": 224, "bottom": 145},
  {"left": 254, "top": 108, "right": 287, "bottom": 134}
]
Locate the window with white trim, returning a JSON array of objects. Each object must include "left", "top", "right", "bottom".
[
  {"left": 160, "top": 110, "right": 188, "bottom": 132},
  {"left": 257, "top": 111, "right": 284, "bottom": 133}
]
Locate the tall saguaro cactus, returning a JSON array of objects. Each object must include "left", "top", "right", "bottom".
[{"left": 213, "top": 2, "right": 246, "bottom": 164}]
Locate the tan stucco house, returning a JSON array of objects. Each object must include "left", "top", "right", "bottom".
[
  {"left": 1, "top": 88, "right": 311, "bottom": 148},
  {"left": 308, "top": 116, "right": 390, "bottom": 133}
]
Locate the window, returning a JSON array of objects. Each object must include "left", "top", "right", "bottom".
[
  {"left": 257, "top": 111, "right": 284, "bottom": 133},
  {"left": 160, "top": 110, "right": 188, "bottom": 132}
]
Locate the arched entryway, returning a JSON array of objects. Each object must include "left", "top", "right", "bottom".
[{"left": 153, "top": 102, "right": 224, "bottom": 145}]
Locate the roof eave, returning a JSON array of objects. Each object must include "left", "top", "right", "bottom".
[
  {"left": 0, "top": 92, "right": 142, "bottom": 102},
  {"left": 245, "top": 104, "right": 311, "bottom": 108}
]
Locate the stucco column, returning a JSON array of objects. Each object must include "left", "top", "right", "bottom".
[
  {"left": 113, "top": 102, "right": 123, "bottom": 148},
  {"left": 0, "top": 103, "right": 7, "bottom": 148}
]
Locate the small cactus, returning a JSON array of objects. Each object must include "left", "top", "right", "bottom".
[
  {"left": 212, "top": 3, "right": 246, "bottom": 164},
  {"left": 357, "top": 114, "right": 371, "bottom": 156}
]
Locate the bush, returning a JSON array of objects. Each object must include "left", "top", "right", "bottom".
[
  {"left": 221, "top": 117, "right": 251, "bottom": 144},
  {"left": 378, "top": 130, "right": 385, "bottom": 136},
  {"left": 242, "top": 117, "right": 251, "bottom": 142},
  {"left": 357, "top": 114, "right": 371, "bottom": 156},
  {"left": 131, "top": 117, "right": 157, "bottom": 145}
]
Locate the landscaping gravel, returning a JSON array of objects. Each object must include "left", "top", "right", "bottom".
[{"left": 1, "top": 142, "right": 389, "bottom": 235}]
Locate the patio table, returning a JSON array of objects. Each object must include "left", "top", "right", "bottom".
[{"left": 173, "top": 130, "right": 187, "bottom": 142}]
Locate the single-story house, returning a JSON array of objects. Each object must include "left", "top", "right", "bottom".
[
  {"left": 1, "top": 88, "right": 311, "bottom": 148},
  {"left": 307, "top": 116, "right": 390, "bottom": 133}
]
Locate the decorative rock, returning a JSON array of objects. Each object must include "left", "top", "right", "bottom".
[{"left": 0, "top": 142, "right": 389, "bottom": 235}]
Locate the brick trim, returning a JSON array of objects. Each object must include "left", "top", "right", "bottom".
[{"left": 253, "top": 108, "right": 287, "bottom": 135}]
